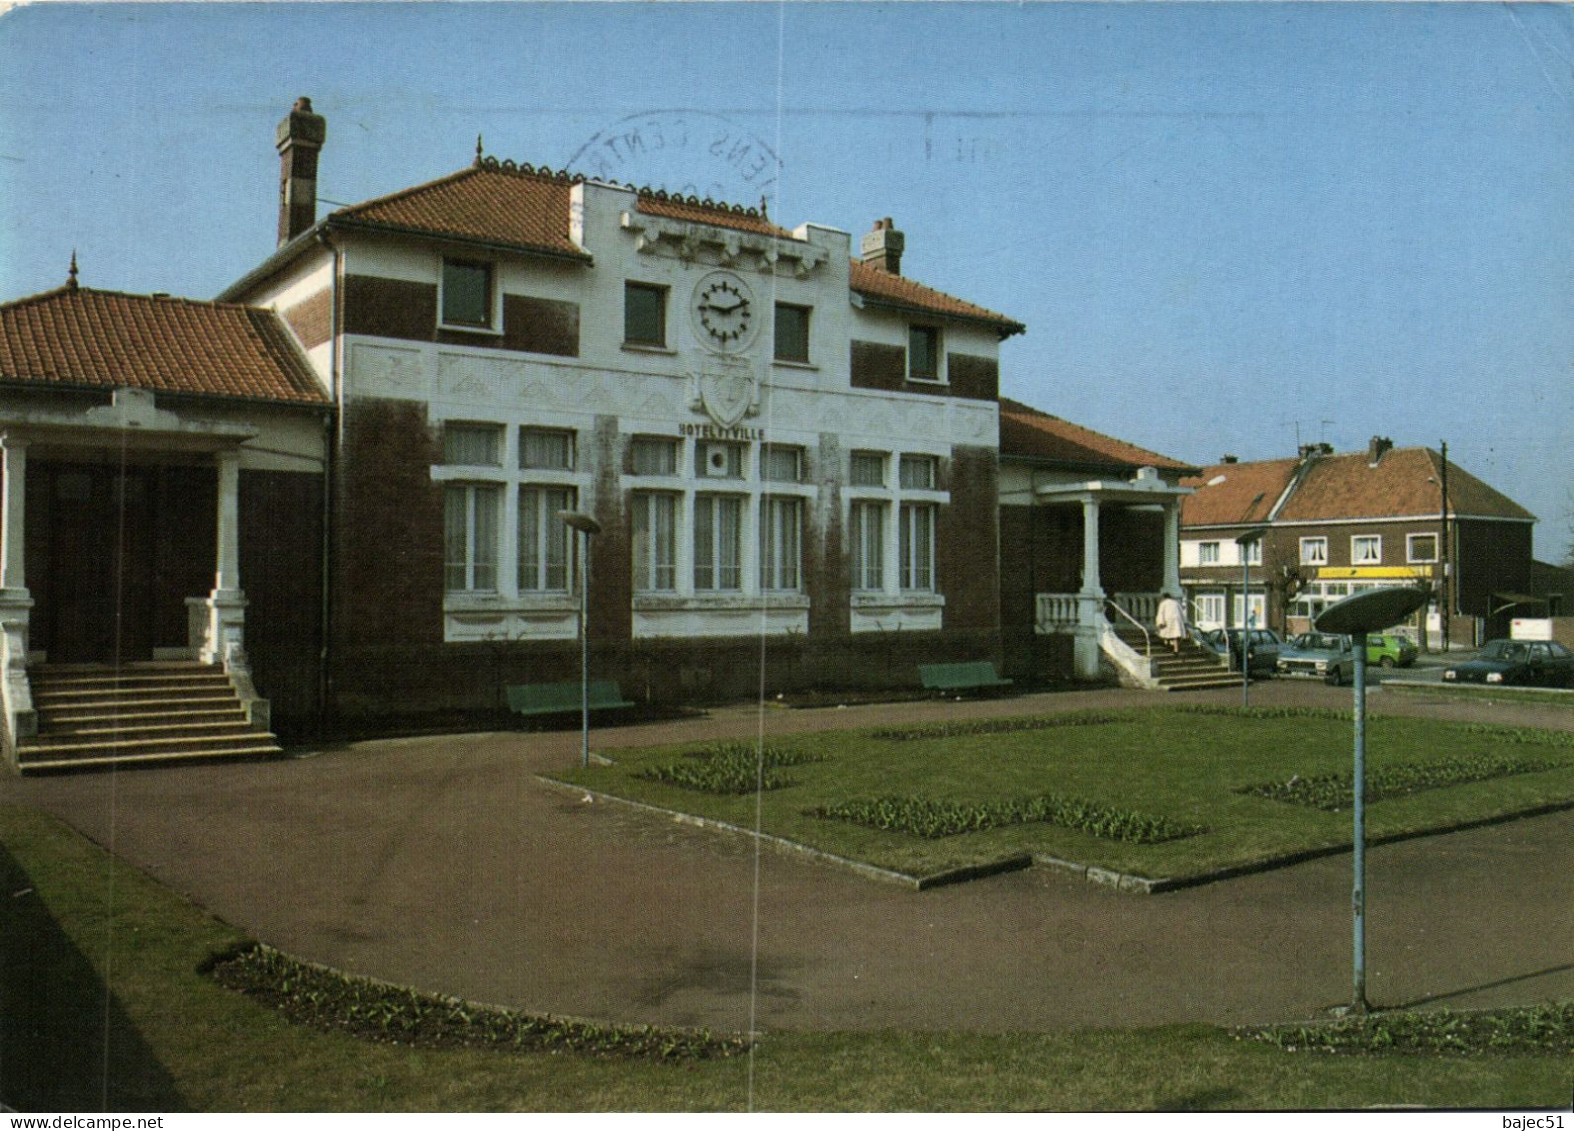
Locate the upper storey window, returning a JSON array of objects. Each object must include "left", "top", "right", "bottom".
[
  {"left": 775, "top": 303, "right": 811, "bottom": 363},
  {"left": 625, "top": 282, "right": 668, "bottom": 347},
  {"left": 441, "top": 260, "right": 493, "bottom": 329},
  {"left": 908, "top": 325, "right": 941, "bottom": 383}
]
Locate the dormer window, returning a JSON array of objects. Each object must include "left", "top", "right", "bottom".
[{"left": 441, "top": 259, "right": 494, "bottom": 329}]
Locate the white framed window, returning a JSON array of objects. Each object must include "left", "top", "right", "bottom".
[
  {"left": 1244, "top": 540, "right": 1263, "bottom": 565},
  {"left": 1196, "top": 592, "right": 1226, "bottom": 629},
  {"left": 1198, "top": 541, "right": 1221, "bottom": 565},
  {"left": 899, "top": 502, "right": 935, "bottom": 591},
  {"left": 441, "top": 259, "right": 495, "bottom": 330},
  {"left": 1352, "top": 535, "right": 1382, "bottom": 564},
  {"left": 899, "top": 453, "right": 937, "bottom": 490},
  {"left": 631, "top": 436, "right": 679, "bottom": 476},
  {"left": 693, "top": 494, "right": 744, "bottom": 591},
  {"left": 850, "top": 451, "right": 886, "bottom": 487},
  {"left": 521, "top": 428, "right": 574, "bottom": 471},
  {"left": 850, "top": 500, "right": 886, "bottom": 591},
  {"left": 760, "top": 495, "right": 802, "bottom": 591},
  {"left": 444, "top": 484, "right": 500, "bottom": 592},
  {"left": 632, "top": 492, "right": 677, "bottom": 592},
  {"left": 761, "top": 445, "right": 802, "bottom": 484},
  {"left": 1233, "top": 592, "right": 1266, "bottom": 628},
  {"left": 1407, "top": 533, "right": 1438, "bottom": 563},
  {"left": 518, "top": 486, "right": 574, "bottom": 592},
  {"left": 443, "top": 422, "right": 503, "bottom": 467},
  {"left": 1300, "top": 537, "right": 1328, "bottom": 565}
]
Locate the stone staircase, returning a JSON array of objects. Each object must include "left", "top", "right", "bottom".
[
  {"left": 1107, "top": 625, "right": 1242, "bottom": 692},
  {"left": 15, "top": 662, "right": 284, "bottom": 774}
]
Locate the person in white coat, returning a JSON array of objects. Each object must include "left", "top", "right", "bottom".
[{"left": 1155, "top": 592, "right": 1187, "bottom": 654}]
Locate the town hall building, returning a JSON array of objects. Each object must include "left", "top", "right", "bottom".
[{"left": 2, "top": 98, "right": 1050, "bottom": 764}]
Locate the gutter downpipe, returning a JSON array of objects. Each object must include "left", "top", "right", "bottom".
[{"left": 316, "top": 228, "right": 342, "bottom": 734}]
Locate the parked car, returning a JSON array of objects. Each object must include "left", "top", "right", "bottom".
[
  {"left": 1277, "top": 632, "right": 1357, "bottom": 685},
  {"left": 1198, "top": 628, "right": 1282, "bottom": 676},
  {"left": 1366, "top": 633, "right": 1419, "bottom": 668},
  {"left": 1442, "top": 639, "right": 1574, "bottom": 688}
]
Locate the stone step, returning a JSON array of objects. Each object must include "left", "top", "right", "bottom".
[
  {"left": 37, "top": 693, "right": 245, "bottom": 718},
  {"left": 24, "top": 719, "right": 259, "bottom": 747},
  {"left": 33, "top": 706, "right": 250, "bottom": 730},
  {"left": 19, "top": 730, "right": 279, "bottom": 761},
  {"left": 17, "top": 743, "right": 285, "bottom": 775}
]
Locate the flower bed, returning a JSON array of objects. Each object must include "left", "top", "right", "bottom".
[
  {"left": 1238, "top": 753, "right": 1563, "bottom": 811},
  {"left": 638, "top": 741, "right": 823, "bottom": 794},
  {"left": 808, "top": 794, "right": 1204, "bottom": 844}
]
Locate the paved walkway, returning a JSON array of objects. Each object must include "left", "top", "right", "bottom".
[{"left": 4, "top": 680, "right": 1572, "bottom": 1034}]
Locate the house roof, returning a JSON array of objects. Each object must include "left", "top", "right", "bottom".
[
  {"left": 332, "top": 163, "right": 591, "bottom": 260},
  {"left": 1277, "top": 446, "right": 1535, "bottom": 523},
  {"left": 0, "top": 282, "right": 328, "bottom": 406},
  {"left": 1179, "top": 458, "right": 1300, "bottom": 527},
  {"left": 266, "top": 156, "right": 1022, "bottom": 334},
  {"left": 850, "top": 259, "right": 1025, "bottom": 337},
  {"left": 998, "top": 398, "right": 1196, "bottom": 474},
  {"left": 1181, "top": 446, "right": 1536, "bottom": 528}
]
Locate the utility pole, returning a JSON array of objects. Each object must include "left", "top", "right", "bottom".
[{"left": 1439, "top": 441, "right": 1451, "bottom": 652}]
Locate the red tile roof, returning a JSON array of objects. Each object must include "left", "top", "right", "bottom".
[
  {"left": 850, "top": 259, "right": 1025, "bottom": 336},
  {"left": 0, "top": 285, "right": 328, "bottom": 405},
  {"left": 1180, "top": 458, "right": 1300, "bottom": 527},
  {"left": 328, "top": 158, "right": 1022, "bottom": 333},
  {"left": 1278, "top": 446, "right": 1534, "bottom": 523},
  {"left": 999, "top": 398, "right": 1196, "bottom": 473},
  {"left": 333, "top": 164, "right": 589, "bottom": 260}
]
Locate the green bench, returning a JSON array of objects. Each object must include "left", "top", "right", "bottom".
[
  {"left": 506, "top": 680, "right": 636, "bottom": 718},
  {"left": 919, "top": 661, "right": 1014, "bottom": 695}
]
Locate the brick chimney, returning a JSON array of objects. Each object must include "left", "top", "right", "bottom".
[
  {"left": 276, "top": 97, "right": 327, "bottom": 247},
  {"left": 860, "top": 217, "right": 904, "bottom": 275},
  {"left": 1368, "top": 435, "right": 1393, "bottom": 466}
]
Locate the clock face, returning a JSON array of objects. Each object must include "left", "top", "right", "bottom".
[{"left": 691, "top": 271, "right": 757, "bottom": 353}]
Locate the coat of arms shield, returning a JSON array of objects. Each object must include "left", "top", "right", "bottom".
[{"left": 693, "top": 359, "right": 758, "bottom": 428}]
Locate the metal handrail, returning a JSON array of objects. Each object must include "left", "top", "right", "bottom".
[{"left": 1104, "top": 598, "right": 1153, "bottom": 657}]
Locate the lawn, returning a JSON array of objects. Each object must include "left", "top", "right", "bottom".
[
  {"left": 548, "top": 706, "right": 1574, "bottom": 885},
  {"left": 2, "top": 801, "right": 1571, "bottom": 1112}
]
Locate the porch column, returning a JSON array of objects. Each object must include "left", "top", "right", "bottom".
[
  {"left": 201, "top": 451, "right": 248, "bottom": 668},
  {"left": 1075, "top": 495, "right": 1105, "bottom": 680},
  {"left": 0, "top": 435, "right": 36, "bottom": 742},
  {"left": 1, "top": 436, "right": 26, "bottom": 594},
  {"left": 1162, "top": 499, "right": 1182, "bottom": 597}
]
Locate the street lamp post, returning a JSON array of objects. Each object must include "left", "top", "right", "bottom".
[
  {"left": 558, "top": 510, "right": 602, "bottom": 768},
  {"left": 1314, "top": 585, "right": 1430, "bottom": 1015},
  {"left": 1236, "top": 528, "right": 1267, "bottom": 708}
]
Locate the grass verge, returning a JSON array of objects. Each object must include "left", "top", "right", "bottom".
[
  {"left": 548, "top": 707, "right": 1574, "bottom": 883},
  {"left": 2, "top": 801, "right": 1572, "bottom": 1111}
]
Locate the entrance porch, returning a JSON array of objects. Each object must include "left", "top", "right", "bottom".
[{"left": 2, "top": 390, "right": 268, "bottom": 755}]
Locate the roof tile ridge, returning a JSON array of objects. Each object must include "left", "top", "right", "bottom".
[
  {"left": 630, "top": 181, "right": 773, "bottom": 221},
  {"left": 1, "top": 283, "right": 82, "bottom": 311}
]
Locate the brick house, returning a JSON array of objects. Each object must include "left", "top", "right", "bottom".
[
  {"left": 1, "top": 98, "right": 1027, "bottom": 760},
  {"left": 1179, "top": 437, "right": 1539, "bottom": 648}
]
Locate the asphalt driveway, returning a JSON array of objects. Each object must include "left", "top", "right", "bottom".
[{"left": 4, "top": 681, "right": 1572, "bottom": 1034}]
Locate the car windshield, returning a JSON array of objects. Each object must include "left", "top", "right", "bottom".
[
  {"left": 1479, "top": 641, "right": 1528, "bottom": 662},
  {"left": 1295, "top": 633, "right": 1345, "bottom": 651}
]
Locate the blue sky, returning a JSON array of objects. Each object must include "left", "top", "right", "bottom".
[{"left": 2, "top": 2, "right": 1570, "bottom": 557}]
